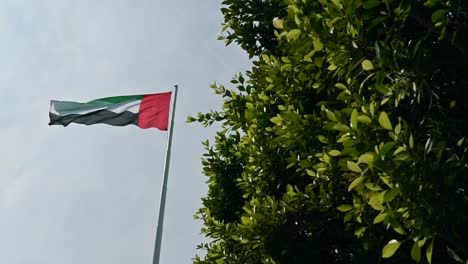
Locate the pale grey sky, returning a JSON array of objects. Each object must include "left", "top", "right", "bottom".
[{"left": 0, "top": 1, "right": 250, "bottom": 263}]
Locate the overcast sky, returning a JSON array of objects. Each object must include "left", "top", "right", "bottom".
[{"left": 0, "top": 1, "right": 250, "bottom": 263}]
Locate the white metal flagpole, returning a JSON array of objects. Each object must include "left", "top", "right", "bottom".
[{"left": 152, "top": 84, "right": 178, "bottom": 264}]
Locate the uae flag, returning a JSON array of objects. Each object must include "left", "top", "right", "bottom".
[{"left": 49, "top": 92, "right": 172, "bottom": 130}]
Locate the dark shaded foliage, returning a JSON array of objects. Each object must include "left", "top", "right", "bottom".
[{"left": 192, "top": 0, "right": 468, "bottom": 263}]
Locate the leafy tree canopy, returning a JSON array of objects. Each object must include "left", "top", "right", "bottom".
[{"left": 191, "top": 0, "right": 468, "bottom": 263}]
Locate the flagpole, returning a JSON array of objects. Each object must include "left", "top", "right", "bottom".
[{"left": 152, "top": 84, "right": 178, "bottom": 264}]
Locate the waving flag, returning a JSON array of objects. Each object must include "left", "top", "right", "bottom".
[{"left": 49, "top": 92, "right": 171, "bottom": 130}]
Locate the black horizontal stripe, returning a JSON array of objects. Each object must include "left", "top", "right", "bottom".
[{"left": 49, "top": 109, "right": 138, "bottom": 127}]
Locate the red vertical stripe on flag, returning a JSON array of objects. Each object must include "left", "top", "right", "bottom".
[{"left": 138, "top": 92, "right": 172, "bottom": 130}]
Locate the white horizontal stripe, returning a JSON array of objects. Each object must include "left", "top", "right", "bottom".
[
  {"left": 50, "top": 100, "right": 111, "bottom": 116},
  {"left": 107, "top": 99, "right": 141, "bottom": 114},
  {"left": 50, "top": 99, "right": 141, "bottom": 116}
]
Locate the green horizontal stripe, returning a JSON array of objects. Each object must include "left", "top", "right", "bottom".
[
  {"left": 93, "top": 95, "right": 143, "bottom": 104},
  {"left": 52, "top": 95, "right": 143, "bottom": 116}
]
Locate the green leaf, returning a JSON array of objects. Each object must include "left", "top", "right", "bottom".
[
  {"left": 281, "top": 57, "right": 290, "bottom": 63},
  {"left": 300, "top": 159, "right": 310, "bottom": 168},
  {"left": 348, "top": 176, "right": 365, "bottom": 191},
  {"left": 382, "top": 240, "right": 401, "bottom": 258},
  {"left": 318, "top": 135, "right": 328, "bottom": 144},
  {"left": 273, "top": 19, "right": 284, "bottom": 29},
  {"left": 357, "top": 115, "right": 372, "bottom": 124},
  {"left": 332, "top": 123, "right": 351, "bottom": 132},
  {"left": 447, "top": 247, "right": 464, "bottom": 263},
  {"left": 392, "top": 224, "right": 407, "bottom": 235},
  {"left": 331, "top": 0, "right": 343, "bottom": 9},
  {"left": 354, "top": 226, "right": 366, "bottom": 237},
  {"left": 426, "top": 238, "right": 434, "bottom": 264},
  {"left": 368, "top": 192, "right": 385, "bottom": 210},
  {"left": 344, "top": 211, "right": 354, "bottom": 223},
  {"left": 326, "top": 110, "right": 337, "bottom": 122},
  {"left": 431, "top": 9, "right": 447, "bottom": 23},
  {"left": 351, "top": 109, "right": 358, "bottom": 129},
  {"left": 294, "top": 15, "right": 301, "bottom": 26},
  {"left": 241, "top": 216, "right": 251, "bottom": 225},
  {"left": 373, "top": 212, "right": 387, "bottom": 224},
  {"left": 384, "top": 189, "right": 399, "bottom": 202},
  {"left": 329, "top": 150, "right": 341, "bottom": 156},
  {"left": 270, "top": 115, "right": 283, "bottom": 125},
  {"left": 457, "top": 137, "right": 465, "bottom": 146},
  {"left": 306, "top": 169, "right": 316, "bottom": 176},
  {"left": 378, "top": 112, "right": 392, "bottom": 130},
  {"left": 358, "top": 153, "right": 374, "bottom": 164},
  {"left": 347, "top": 161, "right": 362, "bottom": 173},
  {"left": 362, "top": 60, "right": 374, "bottom": 71},
  {"left": 280, "top": 64, "right": 292, "bottom": 71},
  {"left": 393, "top": 146, "right": 406, "bottom": 155},
  {"left": 450, "top": 100, "right": 456, "bottom": 108},
  {"left": 336, "top": 204, "right": 353, "bottom": 212},
  {"left": 411, "top": 241, "right": 421, "bottom": 263},
  {"left": 313, "top": 39, "right": 324, "bottom": 51},
  {"left": 327, "top": 64, "right": 337, "bottom": 71},
  {"left": 287, "top": 29, "right": 301, "bottom": 40},
  {"left": 381, "top": 97, "right": 389, "bottom": 105},
  {"left": 370, "top": 102, "right": 376, "bottom": 117},
  {"left": 335, "top": 83, "right": 347, "bottom": 90},
  {"left": 379, "top": 141, "right": 396, "bottom": 155},
  {"left": 394, "top": 123, "right": 401, "bottom": 135},
  {"left": 186, "top": 116, "right": 196, "bottom": 123},
  {"left": 380, "top": 176, "right": 392, "bottom": 187},
  {"left": 365, "top": 183, "right": 382, "bottom": 191},
  {"left": 424, "top": 0, "right": 442, "bottom": 8},
  {"left": 417, "top": 238, "right": 427, "bottom": 248}
]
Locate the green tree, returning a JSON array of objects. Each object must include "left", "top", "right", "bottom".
[
  {"left": 191, "top": 0, "right": 468, "bottom": 263},
  {"left": 219, "top": 0, "right": 287, "bottom": 58}
]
